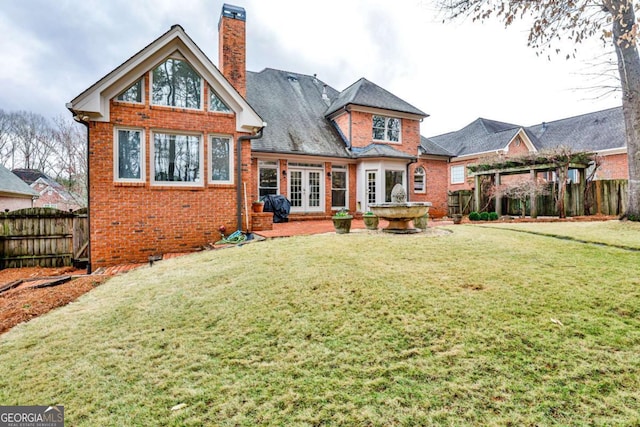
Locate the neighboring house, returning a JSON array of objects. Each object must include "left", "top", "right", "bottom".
[
  {"left": 68, "top": 3, "right": 628, "bottom": 269},
  {"left": 423, "top": 107, "right": 628, "bottom": 191},
  {"left": 12, "top": 169, "right": 85, "bottom": 211},
  {"left": 0, "top": 164, "right": 39, "bottom": 211}
]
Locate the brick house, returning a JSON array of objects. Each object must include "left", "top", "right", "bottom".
[
  {"left": 68, "top": 3, "right": 628, "bottom": 269},
  {"left": 12, "top": 169, "right": 85, "bottom": 211},
  {"left": 67, "top": 3, "right": 450, "bottom": 269},
  {"left": 423, "top": 107, "right": 628, "bottom": 213}
]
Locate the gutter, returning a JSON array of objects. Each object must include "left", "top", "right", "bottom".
[{"left": 236, "top": 126, "right": 265, "bottom": 231}]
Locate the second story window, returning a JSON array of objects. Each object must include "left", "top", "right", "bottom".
[
  {"left": 373, "top": 115, "right": 400, "bottom": 143},
  {"left": 152, "top": 58, "right": 202, "bottom": 109}
]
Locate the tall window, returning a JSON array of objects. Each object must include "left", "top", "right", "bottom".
[
  {"left": 210, "top": 136, "right": 233, "bottom": 183},
  {"left": 331, "top": 165, "right": 347, "bottom": 209},
  {"left": 117, "top": 78, "right": 143, "bottom": 103},
  {"left": 373, "top": 115, "right": 401, "bottom": 142},
  {"left": 385, "top": 170, "right": 404, "bottom": 202},
  {"left": 115, "top": 129, "right": 144, "bottom": 182},
  {"left": 258, "top": 160, "right": 278, "bottom": 197},
  {"left": 153, "top": 133, "right": 201, "bottom": 184},
  {"left": 209, "top": 86, "right": 231, "bottom": 112},
  {"left": 152, "top": 58, "right": 202, "bottom": 109},
  {"left": 451, "top": 165, "right": 465, "bottom": 184},
  {"left": 414, "top": 167, "right": 426, "bottom": 193}
]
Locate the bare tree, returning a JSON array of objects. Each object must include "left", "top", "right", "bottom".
[
  {"left": 51, "top": 115, "right": 87, "bottom": 201},
  {"left": 491, "top": 178, "right": 550, "bottom": 218},
  {"left": 9, "top": 111, "right": 55, "bottom": 173},
  {"left": 0, "top": 109, "right": 12, "bottom": 166},
  {"left": 439, "top": 0, "right": 640, "bottom": 220}
]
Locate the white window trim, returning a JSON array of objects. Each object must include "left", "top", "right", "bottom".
[
  {"left": 114, "top": 127, "right": 145, "bottom": 183},
  {"left": 451, "top": 165, "right": 465, "bottom": 184},
  {"left": 149, "top": 59, "right": 204, "bottom": 111},
  {"left": 414, "top": 166, "right": 426, "bottom": 194},
  {"left": 115, "top": 77, "right": 145, "bottom": 104},
  {"left": 209, "top": 135, "right": 234, "bottom": 185},
  {"left": 257, "top": 160, "right": 280, "bottom": 197},
  {"left": 372, "top": 115, "right": 402, "bottom": 144},
  {"left": 331, "top": 165, "right": 348, "bottom": 209},
  {"left": 150, "top": 130, "right": 204, "bottom": 187}
]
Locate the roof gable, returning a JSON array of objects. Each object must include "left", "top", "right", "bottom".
[
  {"left": 325, "top": 78, "right": 428, "bottom": 118},
  {"left": 0, "top": 165, "right": 39, "bottom": 198},
  {"left": 68, "top": 25, "right": 263, "bottom": 132},
  {"left": 246, "top": 69, "right": 349, "bottom": 157}
]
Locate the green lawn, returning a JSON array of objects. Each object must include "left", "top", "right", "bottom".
[{"left": 1, "top": 222, "right": 640, "bottom": 426}]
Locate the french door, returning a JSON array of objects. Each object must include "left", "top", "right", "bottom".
[
  {"left": 365, "top": 170, "right": 377, "bottom": 212},
  {"left": 289, "top": 168, "right": 323, "bottom": 212}
]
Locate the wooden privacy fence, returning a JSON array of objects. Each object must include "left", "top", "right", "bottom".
[
  {"left": 0, "top": 207, "right": 88, "bottom": 269},
  {"left": 449, "top": 179, "right": 628, "bottom": 217}
]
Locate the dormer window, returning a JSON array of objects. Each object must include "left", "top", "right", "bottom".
[
  {"left": 116, "top": 78, "right": 143, "bottom": 103},
  {"left": 151, "top": 58, "right": 202, "bottom": 109},
  {"left": 373, "top": 115, "right": 400, "bottom": 143},
  {"left": 209, "top": 86, "right": 231, "bottom": 113}
]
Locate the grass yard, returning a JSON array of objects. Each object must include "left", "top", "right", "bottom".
[{"left": 1, "top": 222, "right": 639, "bottom": 426}]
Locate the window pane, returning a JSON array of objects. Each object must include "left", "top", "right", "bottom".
[
  {"left": 154, "top": 133, "right": 200, "bottom": 182},
  {"left": 331, "top": 170, "right": 347, "bottom": 208},
  {"left": 118, "top": 130, "right": 141, "bottom": 179},
  {"left": 210, "top": 87, "right": 231, "bottom": 112},
  {"left": 211, "top": 137, "right": 231, "bottom": 181},
  {"left": 259, "top": 167, "right": 277, "bottom": 197},
  {"left": 414, "top": 167, "right": 425, "bottom": 192},
  {"left": 117, "top": 79, "right": 142, "bottom": 103},
  {"left": 451, "top": 166, "right": 464, "bottom": 184},
  {"left": 385, "top": 170, "right": 404, "bottom": 202},
  {"left": 152, "top": 59, "right": 201, "bottom": 109},
  {"left": 373, "top": 128, "right": 385, "bottom": 140},
  {"left": 387, "top": 118, "right": 400, "bottom": 141}
]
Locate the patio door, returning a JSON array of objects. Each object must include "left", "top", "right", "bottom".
[
  {"left": 289, "top": 168, "right": 323, "bottom": 212},
  {"left": 365, "top": 170, "right": 377, "bottom": 212}
]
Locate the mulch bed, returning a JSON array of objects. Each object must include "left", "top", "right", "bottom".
[{"left": 0, "top": 267, "right": 109, "bottom": 335}]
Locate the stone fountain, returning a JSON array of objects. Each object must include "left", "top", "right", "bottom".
[{"left": 369, "top": 184, "right": 432, "bottom": 234}]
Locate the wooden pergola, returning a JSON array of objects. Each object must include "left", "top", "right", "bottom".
[{"left": 468, "top": 162, "right": 590, "bottom": 217}]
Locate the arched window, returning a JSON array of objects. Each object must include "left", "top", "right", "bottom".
[{"left": 414, "top": 166, "right": 426, "bottom": 193}]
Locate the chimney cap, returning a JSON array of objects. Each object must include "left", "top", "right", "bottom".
[{"left": 221, "top": 4, "right": 246, "bottom": 21}]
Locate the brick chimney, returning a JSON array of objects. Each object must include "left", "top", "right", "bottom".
[{"left": 219, "top": 4, "right": 246, "bottom": 97}]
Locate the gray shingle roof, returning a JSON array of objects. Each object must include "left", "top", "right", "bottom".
[
  {"left": 419, "top": 136, "right": 454, "bottom": 157},
  {"left": 246, "top": 69, "right": 350, "bottom": 157},
  {"left": 422, "top": 107, "right": 626, "bottom": 158},
  {"left": 325, "top": 78, "right": 428, "bottom": 118},
  {"left": 351, "top": 144, "right": 416, "bottom": 160},
  {"left": 0, "top": 165, "right": 39, "bottom": 197},
  {"left": 526, "top": 106, "right": 625, "bottom": 151},
  {"left": 425, "top": 118, "right": 524, "bottom": 156}
]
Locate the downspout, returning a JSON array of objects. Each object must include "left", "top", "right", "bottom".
[
  {"left": 68, "top": 108, "right": 91, "bottom": 274},
  {"left": 236, "top": 126, "right": 264, "bottom": 232}
]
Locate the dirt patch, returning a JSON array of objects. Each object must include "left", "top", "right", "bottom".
[{"left": 0, "top": 267, "right": 109, "bottom": 335}]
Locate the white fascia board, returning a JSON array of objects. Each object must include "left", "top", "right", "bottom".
[
  {"left": 68, "top": 26, "right": 263, "bottom": 132},
  {"left": 596, "top": 147, "right": 627, "bottom": 156}
]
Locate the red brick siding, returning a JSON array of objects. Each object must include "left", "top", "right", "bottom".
[
  {"left": 218, "top": 14, "right": 246, "bottom": 97},
  {"left": 597, "top": 153, "right": 629, "bottom": 180},
  {"left": 410, "top": 159, "right": 448, "bottom": 218},
  {"left": 88, "top": 78, "right": 253, "bottom": 268}
]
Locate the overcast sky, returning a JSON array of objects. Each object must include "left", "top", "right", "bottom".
[{"left": 0, "top": 0, "right": 622, "bottom": 136}]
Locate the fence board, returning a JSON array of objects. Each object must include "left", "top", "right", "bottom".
[{"left": 0, "top": 208, "right": 88, "bottom": 269}]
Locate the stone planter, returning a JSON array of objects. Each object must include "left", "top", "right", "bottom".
[
  {"left": 252, "top": 202, "right": 264, "bottom": 213},
  {"left": 413, "top": 213, "right": 429, "bottom": 230},
  {"left": 332, "top": 215, "right": 353, "bottom": 234},
  {"left": 452, "top": 214, "right": 462, "bottom": 224},
  {"left": 363, "top": 214, "right": 379, "bottom": 230}
]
